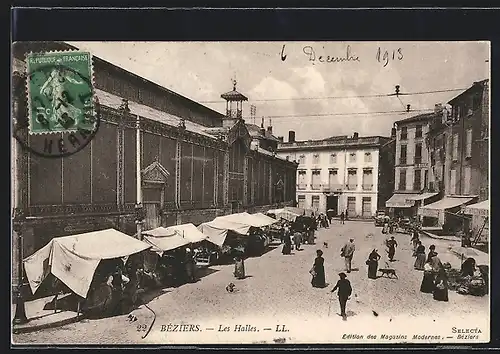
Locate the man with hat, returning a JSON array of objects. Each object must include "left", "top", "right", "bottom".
[
  {"left": 331, "top": 272, "right": 353, "bottom": 320},
  {"left": 341, "top": 238, "right": 356, "bottom": 273}
]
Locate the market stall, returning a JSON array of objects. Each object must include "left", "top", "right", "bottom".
[
  {"left": 197, "top": 218, "right": 256, "bottom": 261},
  {"left": 23, "top": 228, "right": 152, "bottom": 317},
  {"left": 266, "top": 208, "right": 300, "bottom": 222}
]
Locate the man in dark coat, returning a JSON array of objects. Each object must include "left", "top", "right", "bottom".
[{"left": 331, "top": 272, "right": 352, "bottom": 320}]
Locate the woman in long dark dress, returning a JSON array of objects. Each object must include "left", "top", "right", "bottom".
[
  {"left": 420, "top": 247, "right": 438, "bottom": 293},
  {"left": 311, "top": 249, "right": 326, "bottom": 288},
  {"left": 414, "top": 242, "right": 426, "bottom": 270},
  {"left": 282, "top": 234, "right": 292, "bottom": 255},
  {"left": 234, "top": 253, "right": 246, "bottom": 279},
  {"left": 367, "top": 249, "right": 381, "bottom": 279},
  {"left": 433, "top": 266, "right": 449, "bottom": 301}
]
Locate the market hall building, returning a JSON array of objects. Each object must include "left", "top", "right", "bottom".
[{"left": 11, "top": 42, "right": 297, "bottom": 280}]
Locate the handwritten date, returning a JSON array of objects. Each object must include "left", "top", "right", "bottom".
[{"left": 376, "top": 47, "right": 403, "bottom": 67}]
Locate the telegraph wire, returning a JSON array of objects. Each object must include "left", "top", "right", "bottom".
[
  {"left": 198, "top": 87, "right": 468, "bottom": 104},
  {"left": 240, "top": 108, "right": 435, "bottom": 120}
]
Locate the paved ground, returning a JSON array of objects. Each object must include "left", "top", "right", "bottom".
[{"left": 13, "top": 221, "right": 489, "bottom": 345}]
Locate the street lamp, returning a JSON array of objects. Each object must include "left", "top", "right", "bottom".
[{"left": 12, "top": 207, "right": 28, "bottom": 325}]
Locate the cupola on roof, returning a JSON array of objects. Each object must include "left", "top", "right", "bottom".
[{"left": 221, "top": 80, "right": 248, "bottom": 102}]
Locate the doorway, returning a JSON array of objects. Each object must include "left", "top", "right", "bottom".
[
  {"left": 326, "top": 195, "right": 338, "bottom": 216},
  {"left": 143, "top": 186, "right": 164, "bottom": 230}
]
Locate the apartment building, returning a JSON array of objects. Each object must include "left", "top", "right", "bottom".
[
  {"left": 277, "top": 132, "right": 395, "bottom": 218},
  {"left": 420, "top": 80, "right": 489, "bottom": 239},
  {"left": 386, "top": 110, "right": 441, "bottom": 217}
]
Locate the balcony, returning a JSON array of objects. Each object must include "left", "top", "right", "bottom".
[
  {"left": 414, "top": 156, "right": 422, "bottom": 165},
  {"left": 311, "top": 184, "right": 321, "bottom": 190},
  {"left": 397, "top": 184, "right": 406, "bottom": 191},
  {"left": 297, "top": 183, "right": 307, "bottom": 190},
  {"left": 400, "top": 133, "right": 408, "bottom": 140},
  {"left": 413, "top": 183, "right": 422, "bottom": 191},
  {"left": 362, "top": 184, "right": 373, "bottom": 191},
  {"left": 346, "top": 184, "right": 358, "bottom": 191},
  {"left": 399, "top": 158, "right": 407, "bottom": 165}
]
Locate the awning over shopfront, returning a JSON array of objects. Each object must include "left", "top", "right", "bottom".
[
  {"left": 463, "top": 200, "right": 489, "bottom": 217},
  {"left": 407, "top": 192, "right": 439, "bottom": 201},
  {"left": 418, "top": 197, "right": 474, "bottom": 218},
  {"left": 385, "top": 194, "right": 416, "bottom": 208}
]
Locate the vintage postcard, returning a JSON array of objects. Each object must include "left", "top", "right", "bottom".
[{"left": 11, "top": 41, "right": 490, "bottom": 345}]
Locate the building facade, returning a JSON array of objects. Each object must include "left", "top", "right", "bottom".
[
  {"left": 11, "top": 42, "right": 297, "bottom": 282},
  {"left": 277, "top": 132, "right": 395, "bottom": 218},
  {"left": 385, "top": 111, "right": 441, "bottom": 217},
  {"left": 421, "top": 80, "right": 489, "bottom": 237}
]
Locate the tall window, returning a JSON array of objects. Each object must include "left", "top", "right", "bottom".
[
  {"left": 414, "top": 169, "right": 422, "bottom": 191},
  {"left": 329, "top": 153, "right": 337, "bottom": 164},
  {"left": 298, "top": 195, "right": 306, "bottom": 209},
  {"left": 313, "top": 153, "right": 320, "bottom": 164},
  {"left": 312, "top": 195, "right": 320, "bottom": 211},
  {"left": 415, "top": 125, "right": 423, "bottom": 138},
  {"left": 329, "top": 169, "right": 339, "bottom": 189},
  {"left": 450, "top": 169, "right": 457, "bottom": 194},
  {"left": 347, "top": 169, "right": 357, "bottom": 190},
  {"left": 299, "top": 155, "right": 306, "bottom": 165},
  {"left": 400, "top": 145, "right": 407, "bottom": 165},
  {"left": 464, "top": 166, "right": 471, "bottom": 195},
  {"left": 364, "top": 152, "right": 372, "bottom": 163},
  {"left": 362, "top": 169, "right": 373, "bottom": 190},
  {"left": 349, "top": 152, "right": 356, "bottom": 163},
  {"left": 452, "top": 134, "right": 459, "bottom": 161},
  {"left": 399, "top": 169, "right": 407, "bottom": 190},
  {"left": 400, "top": 126, "right": 408, "bottom": 140},
  {"left": 466, "top": 129, "right": 473, "bottom": 158},
  {"left": 298, "top": 170, "right": 307, "bottom": 189},
  {"left": 414, "top": 143, "right": 422, "bottom": 164},
  {"left": 311, "top": 170, "right": 321, "bottom": 190}
]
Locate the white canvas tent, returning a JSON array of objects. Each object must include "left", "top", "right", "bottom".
[
  {"left": 215, "top": 212, "right": 276, "bottom": 228},
  {"left": 251, "top": 212, "right": 278, "bottom": 226},
  {"left": 142, "top": 227, "right": 191, "bottom": 253},
  {"left": 197, "top": 219, "right": 251, "bottom": 247},
  {"left": 266, "top": 208, "right": 299, "bottom": 222},
  {"left": 23, "top": 229, "right": 151, "bottom": 299},
  {"left": 165, "top": 223, "right": 211, "bottom": 244}
]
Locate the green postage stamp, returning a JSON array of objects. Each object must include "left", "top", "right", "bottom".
[{"left": 27, "top": 51, "right": 95, "bottom": 134}]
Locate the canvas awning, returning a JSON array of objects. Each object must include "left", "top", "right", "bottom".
[
  {"left": 23, "top": 229, "right": 152, "bottom": 298},
  {"left": 197, "top": 219, "right": 251, "bottom": 247},
  {"left": 251, "top": 212, "right": 278, "bottom": 226},
  {"left": 463, "top": 200, "right": 489, "bottom": 217},
  {"left": 385, "top": 194, "right": 416, "bottom": 208},
  {"left": 267, "top": 208, "right": 299, "bottom": 222},
  {"left": 216, "top": 212, "right": 277, "bottom": 228},
  {"left": 407, "top": 192, "right": 439, "bottom": 201},
  {"left": 418, "top": 197, "right": 474, "bottom": 218},
  {"left": 143, "top": 226, "right": 191, "bottom": 253},
  {"left": 166, "top": 223, "right": 209, "bottom": 244}
]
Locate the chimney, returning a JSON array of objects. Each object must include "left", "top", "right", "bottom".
[
  {"left": 278, "top": 136, "right": 284, "bottom": 142},
  {"left": 391, "top": 127, "right": 396, "bottom": 138},
  {"left": 267, "top": 126, "right": 273, "bottom": 134},
  {"left": 288, "top": 130, "right": 296, "bottom": 143},
  {"left": 434, "top": 103, "right": 443, "bottom": 114},
  {"left": 353, "top": 132, "right": 359, "bottom": 139}
]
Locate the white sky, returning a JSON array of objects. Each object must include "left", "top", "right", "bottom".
[{"left": 69, "top": 41, "right": 489, "bottom": 141}]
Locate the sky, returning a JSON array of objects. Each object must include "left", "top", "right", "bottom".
[{"left": 69, "top": 41, "right": 489, "bottom": 141}]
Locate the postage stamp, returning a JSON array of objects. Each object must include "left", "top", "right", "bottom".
[{"left": 26, "top": 51, "right": 96, "bottom": 135}]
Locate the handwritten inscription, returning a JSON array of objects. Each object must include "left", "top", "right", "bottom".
[
  {"left": 376, "top": 47, "right": 404, "bottom": 67},
  {"left": 303, "top": 45, "right": 360, "bottom": 63},
  {"left": 281, "top": 44, "right": 405, "bottom": 67}
]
